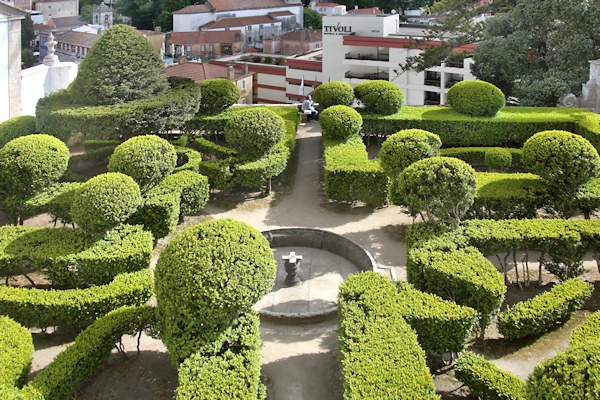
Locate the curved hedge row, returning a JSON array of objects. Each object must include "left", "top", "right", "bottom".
[
  {"left": 455, "top": 351, "right": 526, "bottom": 400},
  {"left": 173, "top": 147, "right": 203, "bottom": 173},
  {"left": 0, "top": 224, "right": 153, "bottom": 288},
  {"left": 0, "top": 116, "right": 37, "bottom": 148},
  {"left": 440, "top": 147, "right": 522, "bottom": 166},
  {"left": 570, "top": 311, "right": 600, "bottom": 347},
  {"left": 0, "top": 316, "right": 34, "bottom": 388},
  {"left": 0, "top": 269, "right": 153, "bottom": 329},
  {"left": 497, "top": 278, "right": 593, "bottom": 340},
  {"left": 339, "top": 272, "right": 438, "bottom": 399}
]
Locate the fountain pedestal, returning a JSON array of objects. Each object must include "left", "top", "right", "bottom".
[{"left": 282, "top": 251, "right": 303, "bottom": 287}]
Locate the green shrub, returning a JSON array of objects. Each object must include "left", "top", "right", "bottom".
[
  {"left": 497, "top": 278, "right": 593, "bottom": 340},
  {"left": 570, "top": 311, "right": 600, "bottom": 347},
  {"left": 71, "top": 173, "right": 142, "bottom": 236},
  {"left": 319, "top": 105, "right": 362, "bottom": 141},
  {"left": 447, "top": 80, "right": 505, "bottom": 117},
  {"left": 128, "top": 190, "right": 179, "bottom": 240},
  {"left": 28, "top": 305, "right": 155, "bottom": 400},
  {"left": 441, "top": 147, "right": 522, "bottom": 166},
  {"left": 108, "top": 135, "right": 177, "bottom": 193},
  {"left": 224, "top": 108, "right": 285, "bottom": 157},
  {"left": 379, "top": 129, "right": 441, "bottom": 174},
  {"left": 234, "top": 143, "right": 289, "bottom": 188},
  {"left": 173, "top": 146, "right": 202, "bottom": 173},
  {"left": 69, "top": 24, "right": 168, "bottom": 106},
  {"left": 0, "top": 385, "right": 42, "bottom": 399},
  {"left": 155, "top": 219, "right": 276, "bottom": 365},
  {"left": 338, "top": 272, "right": 439, "bottom": 400},
  {"left": 22, "top": 182, "right": 81, "bottom": 225},
  {"left": 0, "top": 269, "right": 153, "bottom": 329},
  {"left": 313, "top": 81, "right": 354, "bottom": 109},
  {"left": 0, "top": 316, "right": 34, "bottom": 388},
  {"left": 0, "top": 116, "right": 37, "bottom": 147},
  {"left": 198, "top": 78, "right": 240, "bottom": 115},
  {"left": 455, "top": 351, "right": 526, "bottom": 400},
  {"left": 159, "top": 170, "right": 209, "bottom": 217},
  {"left": 485, "top": 148, "right": 512, "bottom": 171},
  {"left": 394, "top": 157, "right": 477, "bottom": 228},
  {"left": 354, "top": 80, "right": 404, "bottom": 115},
  {"left": 197, "top": 159, "right": 235, "bottom": 190},
  {"left": 395, "top": 282, "right": 477, "bottom": 354},
  {"left": 526, "top": 343, "right": 600, "bottom": 400},
  {"left": 191, "top": 137, "right": 237, "bottom": 159},
  {"left": 175, "top": 311, "right": 262, "bottom": 400},
  {"left": 522, "top": 130, "right": 600, "bottom": 194}
]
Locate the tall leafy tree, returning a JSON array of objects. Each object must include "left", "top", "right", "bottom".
[
  {"left": 114, "top": 0, "right": 161, "bottom": 29},
  {"left": 21, "top": 13, "right": 34, "bottom": 49},
  {"left": 304, "top": 6, "right": 322, "bottom": 29}
]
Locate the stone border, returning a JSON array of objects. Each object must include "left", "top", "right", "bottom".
[{"left": 258, "top": 228, "right": 377, "bottom": 323}]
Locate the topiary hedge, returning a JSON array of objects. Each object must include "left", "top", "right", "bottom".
[
  {"left": 0, "top": 269, "right": 152, "bottom": 329},
  {"left": 354, "top": 80, "right": 404, "bottom": 115},
  {"left": 497, "top": 278, "right": 593, "bottom": 340},
  {"left": 173, "top": 146, "right": 202, "bottom": 173},
  {"left": 313, "top": 81, "right": 354, "bottom": 109},
  {"left": 71, "top": 172, "right": 142, "bottom": 236},
  {"left": 0, "top": 116, "right": 37, "bottom": 147},
  {"left": 570, "top": 311, "right": 600, "bottom": 347},
  {"left": 224, "top": 108, "right": 286, "bottom": 157},
  {"left": 455, "top": 351, "right": 526, "bottom": 400},
  {"left": 0, "top": 316, "right": 34, "bottom": 388},
  {"left": 155, "top": 219, "right": 276, "bottom": 365},
  {"left": 198, "top": 78, "right": 240, "bottom": 115},
  {"left": 485, "top": 148, "right": 512, "bottom": 172},
  {"left": 338, "top": 272, "right": 439, "bottom": 399},
  {"left": 441, "top": 147, "right": 522, "bottom": 166},
  {"left": 447, "top": 80, "right": 505, "bottom": 117},
  {"left": 319, "top": 105, "right": 362, "bottom": 141},
  {"left": 379, "top": 129, "right": 441, "bottom": 174},
  {"left": 108, "top": 135, "right": 177, "bottom": 193}
]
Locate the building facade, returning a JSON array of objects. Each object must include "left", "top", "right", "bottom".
[
  {"left": 263, "top": 28, "right": 322, "bottom": 55},
  {"left": 0, "top": 2, "right": 25, "bottom": 122},
  {"left": 170, "top": 30, "right": 243, "bottom": 61},
  {"left": 34, "top": 0, "right": 78, "bottom": 19}
]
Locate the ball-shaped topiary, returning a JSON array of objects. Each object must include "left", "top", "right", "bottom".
[
  {"left": 354, "top": 80, "right": 404, "bottom": 115},
  {"left": 394, "top": 157, "right": 477, "bottom": 228},
  {"left": 0, "top": 134, "right": 69, "bottom": 199},
  {"left": 0, "top": 115, "right": 37, "bottom": 147},
  {"left": 155, "top": 218, "right": 277, "bottom": 365},
  {"left": 198, "top": 78, "right": 240, "bottom": 115},
  {"left": 522, "top": 130, "right": 600, "bottom": 193},
  {"left": 69, "top": 25, "right": 168, "bottom": 106},
  {"left": 313, "top": 81, "right": 355, "bottom": 109},
  {"left": 108, "top": 135, "right": 177, "bottom": 193},
  {"left": 224, "top": 108, "right": 286, "bottom": 157},
  {"left": 484, "top": 148, "right": 512, "bottom": 172},
  {"left": 319, "top": 105, "right": 363, "bottom": 141},
  {"left": 71, "top": 172, "right": 142, "bottom": 235},
  {"left": 447, "top": 80, "right": 505, "bottom": 117},
  {"left": 379, "top": 129, "right": 441, "bottom": 174}
]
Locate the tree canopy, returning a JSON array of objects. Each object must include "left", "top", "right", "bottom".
[{"left": 303, "top": 6, "right": 322, "bottom": 29}]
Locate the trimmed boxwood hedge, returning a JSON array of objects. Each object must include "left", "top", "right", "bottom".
[
  {"left": 485, "top": 148, "right": 513, "bottom": 172},
  {"left": 0, "top": 116, "right": 37, "bottom": 148},
  {"left": 354, "top": 80, "right": 404, "bottom": 115},
  {"left": 0, "top": 224, "right": 153, "bottom": 288},
  {"left": 440, "top": 147, "right": 522, "bottom": 166},
  {"left": 173, "top": 146, "right": 202, "bottom": 173},
  {"left": 0, "top": 316, "right": 34, "bottom": 388},
  {"left": 319, "top": 105, "right": 362, "bottom": 141},
  {"left": 455, "top": 351, "right": 526, "bottom": 400},
  {"left": 0, "top": 269, "right": 153, "bottom": 329},
  {"left": 338, "top": 272, "right": 439, "bottom": 399},
  {"left": 224, "top": 108, "right": 286, "bottom": 157},
  {"left": 447, "top": 80, "right": 505, "bottom": 117},
  {"left": 570, "top": 311, "right": 600, "bottom": 347},
  {"left": 497, "top": 278, "right": 593, "bottom": 340},
  {"left": 313, "top": 81, "right": 354, "bottom": 109}
]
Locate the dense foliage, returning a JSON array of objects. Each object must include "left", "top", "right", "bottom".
[
  {"left": 313, "top": 81, "right": 354, "bottom": 109},
  {"left": 69, "top": 25, "right": 168, "bottom": 106},
  {"left": 198, "top": 78, "right": 240, "bottom": 115},
  {"left": 108, "top": 135, "right": 177, "bottom": 193},
  {"left": 0, "top": 116, "right": 37, "bottom": 147},
  {"left": 447, "top": 80, "right": 505, "bottom": 117},
  {"left": 319, "top": 105, "right": 362, "bottom": 141},
  {"left": 224, "top": 108, "right": 286, "bottom": 157},
  {"left": 354, "top": 80, "right": 404, "bottom": 115},
  {"left": 0, "top": 316, "right": 34, "bottom": 388},
  {"left": 155, "top": 219, "right": 276, "bottom": 365},
  {"left": 379, "top": 129, "right": 441, "bottom": 174},
  {"left": 484, "top": 148, "right": 512, "bottom": 172}
]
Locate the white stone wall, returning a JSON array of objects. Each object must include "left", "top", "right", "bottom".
[
  {"left": 36, "top": 0, "right": 78, "bottom": 19},
  {"left": 0, "top": 16, "right": 10, "bottom": 122},
  {"left": 20, "top": 61, "right": 77, "bottom": 116}
]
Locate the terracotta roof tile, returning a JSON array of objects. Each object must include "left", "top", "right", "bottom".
[
  {"left": 347, "top": 7, "right": 383, "bottom": 14},
  {"left": 278, "top": 28, "right": 322, "bottom": 42},
  {"left": 202, "top": 15, "right": 276, "bottom": 29},
  {"left": 269, "top": 10, "right": 294, "bottom": 17},
  {"left": 314, "top": 2, "right": 342, "bottom": 7},
  {"left": 170, "top": 30, "right": 242, "bottom": 45},
  {"left": 165, "top": 62, "right": 245, "bottom": 83},
  {"left": 56, "top": 30, "right": 100, "bottom": 48},
  {"left": 173, "top": 3, "right": 212, "bottom": 14},
  {"left": 175, "top": 0, "right": 300, "bottom": 14}
]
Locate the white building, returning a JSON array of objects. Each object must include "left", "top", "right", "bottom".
[
  {"left": 0, "top": 1, "right": 25, "bottom": 122},
  {"left": 322, "top": 12, "right": 477, "bottom": 105},
  {"left": 173, "top": 0, "right": 303, "bottom": 34},
  {"left": 309, "top": 1, "right": 345, "bottom": 16},
  {"left": 34, "top": 0, "right": 79, "bottom": 19}
]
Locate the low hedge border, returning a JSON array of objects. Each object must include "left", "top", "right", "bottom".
[
  {"left": 440, "top": 147, "right": 522, "bottom": 166},
  {"left": 570, "top": 311, "right": 600, "bottom": 347},
  {"left": 497, "top": 278, "right": 593, "bottom": 340},
  {"left": 455, "top": 351, "right": 526, "bottom": 400},
  {"left": 20, "top": 182, "right": 82, "bottom": 224},
  {"left": 338, "top": 272, "right": 439, "bottom": 399},
  {"left": 0, "top": 269, "right": 153, "bottom": 329},
  {"left": 0, "top": 316, "right": 34, "bottom": 388},
  {"left": 395, "top": 282, "right": 478, "bottom": 354},
  {"left": 27, "top": 305, "right": 155, "bottom": 400},
  {"left": 0, "top": 224, "right": 153, "bottom": 288}
]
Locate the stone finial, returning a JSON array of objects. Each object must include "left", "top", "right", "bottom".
[{"left": 43, "top": 32, "right": 59, "bottom": 67}]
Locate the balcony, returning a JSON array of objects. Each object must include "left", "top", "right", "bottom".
[
  {"left": 445, "top": 79, "right": 462, "bottom": 89},
  {"left": 424, "top": 79, "right": 441, "bottom": 88},
  {"left": 424, "top": 99, "right": 441, "bottom": 105},
  {"left": 345, "top": 71, "right": 389, "bottom": 80},
  {"left": 445, "top": 60, "right": 464, "bottom": 69},
  {"left": 345, "top": 52, "right": 390, "bottom": 62}
]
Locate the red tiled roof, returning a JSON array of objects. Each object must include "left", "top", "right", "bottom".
[
  {"left": 202, "top": 15, "right": 276, "bottom": 29},
  {"left": 173, "top": 3, "right": 212, "bottom": 14},
  {"left": 347, "top": 7, "right": 383, "bottom": 14},
  {"left": 174, "top": 0, "right": 297, "bottom": 14},
  {"left": 165, "top": 62, "right": 245, "bottom": 83},
  {"left": 170, "top": 30, "right": 242, "bottom": 45},
  {"left": 269, "top": 10, "right": 294, "bottom": 17},
  {"left": 278, "top": 28, "right": 322, "bottom": 42},
  {"left": 33, "top": 23, "right": 52, "bottom": 30}
]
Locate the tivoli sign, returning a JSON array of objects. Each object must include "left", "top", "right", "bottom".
[{"left": 323, "top": 23, "right": 353, "bottom": 35}]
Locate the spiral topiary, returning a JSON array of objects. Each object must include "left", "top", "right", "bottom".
[
  {"left": 71, "top": 172, "right": 142, "bottom": 235},
  {"left": 447, "top": 80, "right": 505, "bottom": 117},
  {"left": 108, "top": 135, "right": 177, "bottom": 193},
  {"left": 319, "top": 105, "right": 363, "bottom": 141},
  {"left": 313, "top": 81, "right": 355, "bottom": 109},
  {"left": 224, "top": 108, "right": 286, "bottom": 157},
  {"left": 155, "top": 218, "right": 277, "bottom": 365},
  {"left": 354, "top": 80, "right": 404, "bottom": 115},
  {"left": 198, "top": 78, "right": 240, "bottom": 115},
  {"left": 379, "top": 129, "right": 441, "bottom": 174},
  {"left": 484, "top": 148, "right": 512, "bottom": 172}
]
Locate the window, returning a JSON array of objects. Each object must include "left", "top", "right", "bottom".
[
  {"left": 209, "top": 44, "right": 214, "bottom": 52},
  {"left": 186, "top": 45, "right": 191, "bottom": 52},
  {"left": 201, "top": 45, "right": 205, "bottom": 51},
  {"left": 241, "top": 80, "right": 246, "bottom": 89}
]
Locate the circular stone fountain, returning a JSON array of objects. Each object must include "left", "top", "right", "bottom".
[{"left": 254, "top": 228, "right": 377, "bottom": 322}]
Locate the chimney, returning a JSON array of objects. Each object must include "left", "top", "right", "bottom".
[
  {"left": 227, "top": 65, "right": 235, "bottom": 80},
  {"left": 243, "top": 63, "right": 249, "bottom": 75}
]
